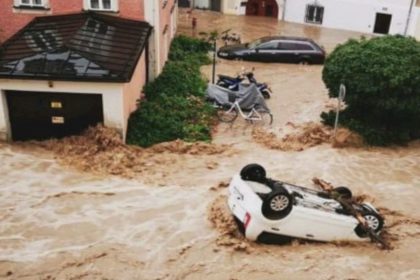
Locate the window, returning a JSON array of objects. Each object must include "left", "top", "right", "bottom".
[
  {"left": 87, "top": 0, "right": 116, "bottom": 11},
  {"left": 16, "top": 0, "right": 47, "bottom": 8},
  {"left": 278, "top": 42, "right": 297, "bottom": 50},
  {"left": 257, "top": 41, "right": 278, "bottom": 50},
  {"left": 292, "top": 43, "right": 315, "bottom": 51},
  {"left": 305, "top": 4, "right": 324, "bottom": 24}
]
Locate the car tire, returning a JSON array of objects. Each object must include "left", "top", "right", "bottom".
[
  {"left": 262, "top": 186, "right": 293, "bottom": 220},
  {"left": 240, "top": 164, "right": 266, "bottom": 183},
  {"left": 355, "top": 211, "right": 384, "bottom": 237},
  {"left": 298, "top": 58, "right": 311, "bottom": 65},
  {"left": 333, "top": 186, "right": 352, "bottom": 199}
]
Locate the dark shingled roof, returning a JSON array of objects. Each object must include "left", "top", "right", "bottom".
[{"left": 0, "top": 12, "right": 152, "bottom": 82}]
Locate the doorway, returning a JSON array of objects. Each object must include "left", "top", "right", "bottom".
[
  {"left": 210, "top": 0, "right": 221, "bottom": 11},
  {"left": 246, "top": 0, "right": 279, "bottom": 18},
  {"left": 178, "top": 0, "right": 191, "bottom": 8},
  {"left": 373, "top": 13, "right": 392, "bottom": 34}
]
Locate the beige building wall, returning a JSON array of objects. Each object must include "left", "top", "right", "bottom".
[{"left": 122, "top": 52, "right": 147, "bottom": 134}]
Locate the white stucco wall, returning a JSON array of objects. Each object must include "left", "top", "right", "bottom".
[
  {"left": 284, "top": 0, "right": 415, "bottom": 35},
  {"left": 0, "top": 80, "right": 125, "bottom": 141}
]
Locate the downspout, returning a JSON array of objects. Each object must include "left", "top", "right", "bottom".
[
  {"left": 282, "top": 0, "right": 287, "bottom": 21},
  {"left": 145, "top": 35, "right": 149, "bottom": 83},
  {"left": 404, "top": 0, "right": 415, "bottom": 36}
]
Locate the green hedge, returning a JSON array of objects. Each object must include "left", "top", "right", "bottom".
[
  {"left": 322, "top": 35, "right": 420, "bottom": 146},
  {"left": 126, "top": 36, "right": 214, "bottom": 147}
]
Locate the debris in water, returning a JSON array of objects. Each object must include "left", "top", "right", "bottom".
[
  {"left": 21, "top": 125, "right": 231, "bottom": 179},
  {"left": 252, "top": 122, "right": 363, "bottom": 151},
  {"left": 208, "top": 195, "right": 251, "bottom": 252}
]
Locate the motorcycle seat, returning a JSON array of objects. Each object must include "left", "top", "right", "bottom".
[{"left": 218, "top": 74, "right": 238, "bottom": 80}]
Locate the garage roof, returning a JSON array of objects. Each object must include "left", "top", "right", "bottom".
[{"left": 0, "top": 12, "right": 152, "bottom": 82}]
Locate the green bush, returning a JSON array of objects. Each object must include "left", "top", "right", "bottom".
[
  {"left": 169, "top": 35, "right": 212, "bottom": 64},
  {"left": 143, "top": 60, "right": 207, "bottom": 101},
  {"left": 126, "top": 36, "right": 214, "bottom": 147},
  {"left": 322, "top": 35, "right": 420, "bottom": 145}
]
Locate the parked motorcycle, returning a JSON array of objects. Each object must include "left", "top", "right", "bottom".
[
  {"left": 221, "top": 29, "right": 241, "bottom": 46},
  {"left": 216, "top": 69, "right": 272, "bottom": 99}
]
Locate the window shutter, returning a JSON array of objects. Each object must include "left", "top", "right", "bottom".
[
  {"left": 305, "top": 5, "right": 311, "bottom": 22},
  {"left": 306, "top": 5, "right": 315, "bottom": 22},
  {"left": 316, "top": 7, "right": 324, "bottom": 24}
]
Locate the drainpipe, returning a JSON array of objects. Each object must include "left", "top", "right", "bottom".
[
  {"left": 404, "top": 0, "right": 416, "bottom": 36},
  {"left": 282, "top": 0, "right": 287, "bottom": 21}
]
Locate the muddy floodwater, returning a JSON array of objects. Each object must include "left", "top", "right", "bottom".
[{"left": 1, "top": 9, "right": 420, "bottom": 280}]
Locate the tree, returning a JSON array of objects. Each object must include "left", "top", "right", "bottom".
[{"left": 322, "top": 35, "right": 420, "bottom": 145}]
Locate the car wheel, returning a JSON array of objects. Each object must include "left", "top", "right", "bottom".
[
  {"left": 240, "top": 164, "right": 266, "bottom": 183},
  {"left": 262, "top": 186, "right": 293, "bottom": 220},
  {"left": 333, "top": 186, "right": 352, "bottom": 199},
  {"left": 355, "top": 212, "right": 384, "bottom": 237},
  {"left": 298, "top": 58, "right": 310, "bottom": 65}
]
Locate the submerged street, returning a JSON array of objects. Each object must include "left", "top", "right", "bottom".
[{"left": 1, "top": 9, "right": 420, "bottom": 280}]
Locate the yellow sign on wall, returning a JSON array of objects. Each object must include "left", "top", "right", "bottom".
[
  {"left": 51, "top": 101, "right": 62, "bottom": 108},
  {"left": 51, "top": 116, "right": 65, "bottom": 124}
]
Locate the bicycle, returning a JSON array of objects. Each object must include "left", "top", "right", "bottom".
[{"left": 215, "top": 101, "right": 273, "bottom": 126}]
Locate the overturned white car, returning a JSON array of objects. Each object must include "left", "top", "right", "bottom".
[{"left": 228, "top": 164, "right": 384, "bottom": 244}]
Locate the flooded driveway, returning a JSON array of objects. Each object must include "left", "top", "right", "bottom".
[{"left": 1, "top": 9, "right": 420, "bottom": 280}]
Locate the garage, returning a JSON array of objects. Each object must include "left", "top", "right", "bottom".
[
  {"left": 0, "top": 12, "right": 152, "bottom": 142},
  {"left": 6, "top": 91, "right": 103, "bottom": 141}
]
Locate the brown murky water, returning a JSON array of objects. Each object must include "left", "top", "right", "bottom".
[{"left": 0, "top": 9, "right": 419, "bottom": 280}]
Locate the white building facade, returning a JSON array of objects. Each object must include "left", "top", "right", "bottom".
[
  {"left": 219, "top": 0, "right": 420, "bottom": 36},
  {"left": 284, "top": 0, "right": 418, "bottom": 36}
]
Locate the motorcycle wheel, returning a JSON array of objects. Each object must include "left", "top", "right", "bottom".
[{"left": 261, "top": 89, "right": 271, "bottom": 99}]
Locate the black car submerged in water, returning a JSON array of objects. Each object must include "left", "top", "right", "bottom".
[{"left": 217, "top": 36, "right": 326, "bottom": 64}]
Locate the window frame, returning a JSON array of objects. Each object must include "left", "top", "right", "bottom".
[
  {"left": 14, "top": 0, "right": 49, "bottom": 10},
  {"left": 86, "top": 0, "right": 118, "bottom": 12},
  {"left": 305, "top": 4, "right": 324, "bottom": 25}
]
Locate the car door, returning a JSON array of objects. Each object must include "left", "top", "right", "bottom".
[
  {"left": 254, "top": 41, "right": 279, "bottom": 62},
  {"left": 275, "top": 41, "right": 296, "bottom": 63},
  {"left": 292, "top": 42, "right": 316, "bottom": 63}
]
